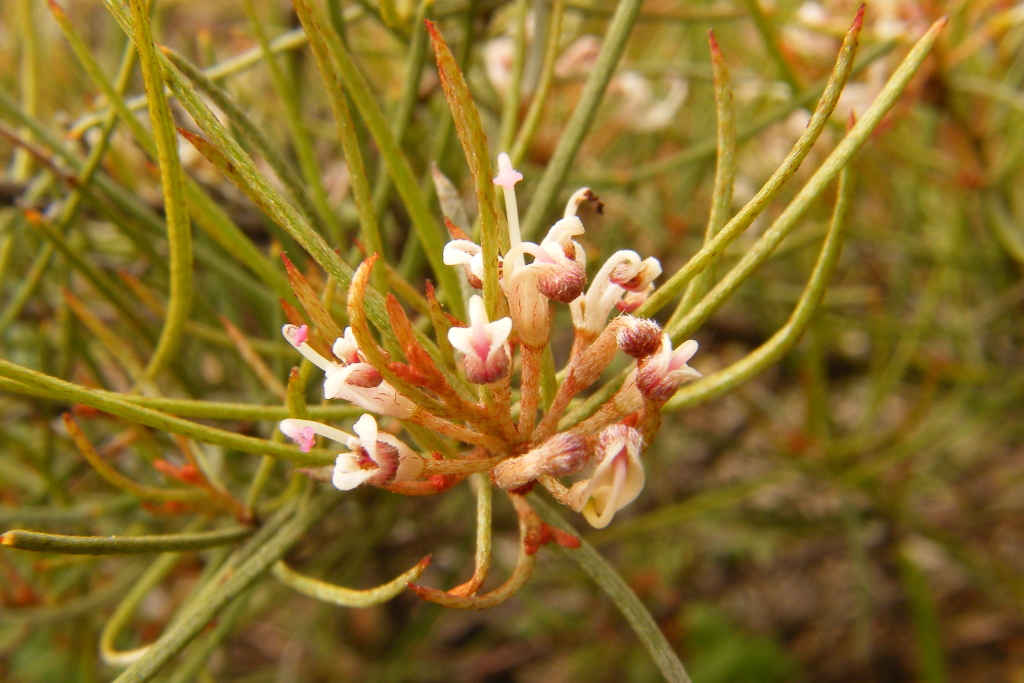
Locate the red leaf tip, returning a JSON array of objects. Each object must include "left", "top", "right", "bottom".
[{"left": 851, "top": 4, "right": 866, "bottom": 31}]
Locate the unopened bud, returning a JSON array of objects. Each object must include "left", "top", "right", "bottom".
[
  {"left": 491, "top": 433, "right": 589, "bottom": 489},
  {"left": 535, "top": 259, "right": 587, "bottom": 303},
  {"left": 508, "top": 268, "right": 551, "bottom": 349},
  {"left": 614, "top": 316, "right": 662, "bottom": 358}
]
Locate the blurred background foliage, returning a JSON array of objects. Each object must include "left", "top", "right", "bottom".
[{"left": 1, "top": 0, "right": 1023, "bottom": 681}]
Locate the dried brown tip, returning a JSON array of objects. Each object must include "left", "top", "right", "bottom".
[{"left": 444, "top": 216, "right": 471, "bottom": 241}]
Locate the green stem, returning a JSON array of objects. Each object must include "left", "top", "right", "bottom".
[
  {"left": 111, "top": 492, "right": 339, "bottom": 683},
  {"left": 509, "top": 0, "right": 564, "bottom": 165},
  {"left": 100, "top": 544, "right": 186, "bottom": 667},
  {"left": 126, "top": 0, "right": 193, "bottom": 381},
  {"left": 664, "top": 17, "right": 948, "bottom": 342},
  {"left": 532, "top": 498, "right": 692, "bottom": 683},
  {"left": 639, "top": 8, "right": 866, "bottom": 319},
  {"left": 0, "top": 359, "right": 336, "bottom": 465},
  {"left": 518, "top": 0, "right": 645, "bottom": 239},
  {"left": 371, "top": 0, "right": 432, "bottom": 222},
  {"left": 583, "top": 41, "right": 895, "bottom": 185},
  {"left": 0, "top": 376, "right": 359, "bottom": 421},
  {"left": 240, "top": 0, "right": 342, "bottom": 243},
  {"left": 272, "top": 555, "right": 430, "bottom": 607},
  {"left": 665, "top": 162, "right": 854, "bottom": 411},
  {"left": 294, "top": 0, "right": 386, "bottom": 291},
  {"left": 669, "top": 31, "right": 737, "bottom": 326},
  {"left": 497, "top": 0, "right": 529, "bottom": 153},
  {"left": 161, "top": 46, "right": 323, "bottom": 229},
  {"left": 1, "top": 527, "right": 252, "bottom": 555},
  {"left": 296, "top": 0, "right": 464, "bottom": 318},
  {"left": 67, "top": 27, "right": 313, "bottom": 137}
]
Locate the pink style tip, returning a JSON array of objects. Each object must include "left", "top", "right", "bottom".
[
  {"left": 493, "top": 153, "right": 523, "bottom": 188},
  {"left": 294, "top": 325, "right": 309, "bottom": 345},
  {"left": 296, "top": 426, "right": 315, "bottom": 452}
]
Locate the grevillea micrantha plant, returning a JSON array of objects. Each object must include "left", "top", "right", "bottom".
[
  {"left": 267, "top": 8, "right": 942, "bottom": 610},
  {"left": 279, "top": 145, "right": 701, "bottom": 606}
]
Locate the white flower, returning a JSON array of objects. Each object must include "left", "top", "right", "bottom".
[
  {"left": 332, "top": 327, "right": 362, "bottom": 366},
  {"left": 282, "top": 324, "right": 414, "bottom": 418},
  {"left": 504, "top": 217, "right": 587, "bottom": 300},
  {"left": 279, "top": 415, "right": 422, "bottom": 491},
  {"left": 447, "top": 295, "right": 512, "bottom": 384},
  {"left": 567, "top": 425, "right": 645, "bottom": 528},
  {"left": 443, "top": 239, "right": 487, "bottom": 289},
  {"left": 570, "top": 251, "right": 662, "bottom": 336},
  {"left": 323, "top": 363, "right": 416, "bottom": 418}
]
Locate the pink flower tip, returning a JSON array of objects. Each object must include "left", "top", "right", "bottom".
[
  {"left": 295, "top": 426, "right": 315, "bottom": 452},
  {"left": 493, "top": 152, "right": 523, "bottom": 189},
  {"left": 294, "top": 325, "right": 309, "bottom": 345}
]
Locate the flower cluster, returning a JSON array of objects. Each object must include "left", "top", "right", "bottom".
[{"left": 278, "top": 153, "right": 700, "bottom": 606}]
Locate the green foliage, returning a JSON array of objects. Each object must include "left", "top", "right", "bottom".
[{"left": 1, "top": 0, "right": 1021, "bottom": 681}]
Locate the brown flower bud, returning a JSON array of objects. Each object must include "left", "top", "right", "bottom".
[
  {"left": 491, "top": 433, "right": 589, "bottom": 489},
  {"left": 536, "top": 259, "right": 587, "bottom": 303},
  {"left": 614, "top": 316, "right": 662, "bottom": 358}
]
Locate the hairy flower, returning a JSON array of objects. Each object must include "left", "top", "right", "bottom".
[
  {"left": 324, "top": 364, "right": 415, "bottom": 418},
  {"left": 282, "top": 324, "right": 412, "bottom": 418}
]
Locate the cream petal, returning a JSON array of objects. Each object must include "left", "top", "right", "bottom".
[{"left": 332, "top": 453, "right": 376, "bottom": 491}]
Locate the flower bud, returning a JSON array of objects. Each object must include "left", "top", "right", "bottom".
[
  {"left": 636, "top": 336, "right": 701, "bottom": 402},
  {"left": 507, "top": 268, "right": 551, "bottom": 349},
  {"left": 335, "top": 415, "right": 423, "bottom": 490},
  {"left": 571, "top": 251, "right": 662, "bottom": 336},
  {"left": 614, "top": 316, "right": 663, "bottom": 358},
  {"left": 281, "top": 415, "right": 424, "bottom": 491},
  {"left": 491, "top": 433, "right": 589, "bottom": 489}
]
